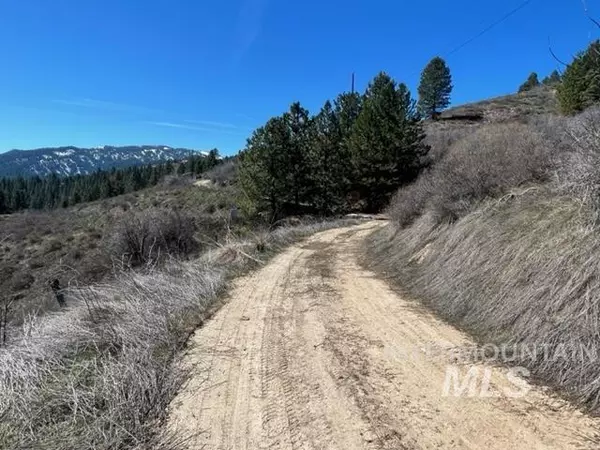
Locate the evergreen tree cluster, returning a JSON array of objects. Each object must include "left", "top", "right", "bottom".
[
  {"left": 558, "top": 40, "right": 600, "bottom": 115},
  {"left": 239, "top": 71, "right": 431, "bottom": 219},
  {"left": 0, "top": 150, "right": 221, "bottom": 214},
  {"left": 542, "top": 70, "right": 561, "bottom": 86},
  {"left": 518, "top": 72, "right": 540, "bottom": 93},
  {"left": 517, "top": 70, "right": 560, "bottom": 94}
]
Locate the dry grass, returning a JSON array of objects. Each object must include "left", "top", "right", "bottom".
[
  {"left": 0, "top": 181, "right": 241, "bottom": 327},
  {"left": 0, "top": 218, "right": 358, "bottom": 449},
  {"left": 368, "top": 107, "right": 600, "bottom": 415},
  {"left": 390, "top": 122, "right": 557, "bottom": 226},
  {"left": 0, "top": 263, "right": 224, "bottom": 449},
  {"left": 441, "top": 85, "right": 558, "bottom": 122}
]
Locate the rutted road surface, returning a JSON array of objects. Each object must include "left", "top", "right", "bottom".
[{"left": 167, "top": 222, "right": 600, "bottom": 449}]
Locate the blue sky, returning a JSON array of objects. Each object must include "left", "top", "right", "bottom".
[{"left": 0, "top": 0, "right": 597, "bottom": 155}]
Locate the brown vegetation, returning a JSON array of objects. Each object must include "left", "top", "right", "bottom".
[
  {"left": 390, "top": 122, "right": 557, "bottom": 226},
  {"left": 440, "top": 85, "right": 558, "bottom": 123},
  {"left": 111, "top": 209, "right": 197, "bottom": 266},
  {"left": 0, "top": 180, "right": 239, "bottom": 325}
]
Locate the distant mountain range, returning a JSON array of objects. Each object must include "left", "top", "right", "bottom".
[{"left": 0, "top": 145, "right": 205, "bottom": 178}]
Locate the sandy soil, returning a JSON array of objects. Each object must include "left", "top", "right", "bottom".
[{"left": 167, "top": 222, "right": 600, "bottom": 449}]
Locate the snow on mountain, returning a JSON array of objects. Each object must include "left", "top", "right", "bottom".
[{"left": 0, "top": 145, "right": 203, "bottom": 177}]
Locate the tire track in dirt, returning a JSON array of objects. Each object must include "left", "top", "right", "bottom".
[{"left": 167, "top": 222, "right": 600, "bottom": 449}]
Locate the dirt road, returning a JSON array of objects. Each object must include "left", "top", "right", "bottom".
[{"left": 167, "top": 223, "right": 600, "bottom": 449}]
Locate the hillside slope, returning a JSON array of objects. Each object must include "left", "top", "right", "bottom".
[
  {"left": 0, "top": 178, "right": 238, "bottom": 323},
  {"left": 439, "top": 85, "right": 557, "bottom": 123},
  {"left": 368, "top": 102, "right": 600, "bottom": 417}
]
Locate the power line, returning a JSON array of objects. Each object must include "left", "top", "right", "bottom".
[
  {"left": 446, "top": 0, "right": 534, "bottom": 57},
  {"left": 355, "top": 0, "right": 536, "bottom": 86}
]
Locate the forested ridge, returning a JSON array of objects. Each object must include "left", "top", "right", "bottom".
[{"left": 0, "top": 149, "right": 222, "bottom": 214}]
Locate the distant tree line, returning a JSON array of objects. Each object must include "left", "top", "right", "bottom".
[
  {"left": 239, "top": 58, "right": 452, "bottom": 219},
  {"left": 0, "top": 149, "right": 221, "bottom": 214},
  {"left": 517, "top": 70, "right": 561, "bottom": 93}
]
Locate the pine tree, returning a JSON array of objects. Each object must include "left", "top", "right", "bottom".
[
  {"left": 518, "top": 72, "right": 540, "bottom": 93},
  {"left": 333, "top": 91, "right": 362, "bottom": 194},
  {"left": 418, "top": 57, "right": 453, "bottom": 118},
  {"left": 239, "top": 118, "right": 291, "bottom": 221},
  {"left": 10, "top": 178, "right": 27, "bottom": 211},
  {"left": 334, "top": 92, "right": 362, "bottom": 137},
  {"left": 114, "top": 170, "right": 125, "bottom": 195},
  {"left": 0, "top": 190, "right": 6, "bottom": 214},
  {"left": 149, "top": 166, "right": 160, "bottom": 185},
  {"left": 198, "top": 155, "right": 206, "bottom": 174},
  {"left": 71, "top": 189, "right": 82, "bottom": 205},
  {"left": 542, "top": 70, "right": 561, "bottom": 86},
  {"left": 99, "top": 177, "right": 112, "bottom": 198},
  {"left": 186, "top": 153, "right": 196, "bottom": 175},
  {"left": 238, "top": 102, "right": 313, "bottom": 219},
  {"left": 558, "top": 41, "right": 600, "bottom": 114},
  {"left": 349, "top": 72, "right": 429, "bottom": 211},
  {"left": 206, "top": 149, "right": 220, "bottom": 170},
  {"left": 308, "top": 100, "right": 347, "bottom": 214},
  {"left": 285, "top": 102, "right": 312, "bottom": 209}
]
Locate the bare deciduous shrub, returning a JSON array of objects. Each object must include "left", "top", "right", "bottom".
[
  {"left": 204, "top": 159, "right": 237, "bottom": 186},
  {"left": 10, "top": 273, "right": 34, "bottom": 291},
  {"left": 388, "top": 173, "right": 435, "bottom": 227},
  {"left": 111, "top": 208, "right": 197, "bottom": 266},
  {"left": 430, "top": 123, "right": 555, "bottom": 221},
  {"left": 389, "top": 123, "right": 557, "bottom": 226},
  {"left": 556, "top": 107, "right": 600, "bottom": 217},
  {"left": 160, "top": 174, "right": 194, "bottom": 188},
  {"left": 423, "top": 123, "right": 473, "bottom": 163}
]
